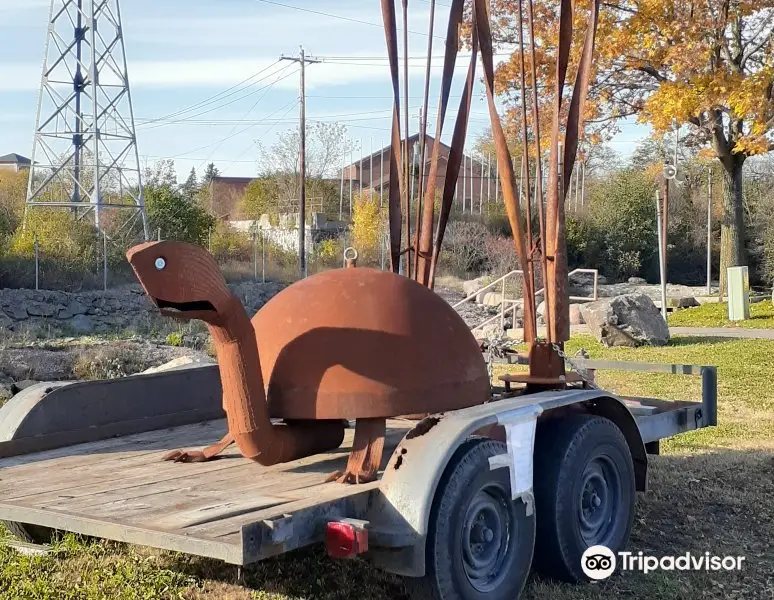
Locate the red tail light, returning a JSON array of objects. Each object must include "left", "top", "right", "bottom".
[{"left": 325, "top": 521, "right": 368, "bottom": 559}]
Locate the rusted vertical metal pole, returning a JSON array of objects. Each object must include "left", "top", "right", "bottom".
[
  {"left": 515, "top": 0, "right": 535, "bottom": 328},
  {"left": 525, "top": 0, "right": 548, "bottom": 339},
  {"left": 550, "top": 0, "right": 601, "bottom": 344},
  {"left": 413, "top": 0, "right": 436, "bottom": 281},
  {"left": 428, "top": 20, "right": 479, "bottom": 287},
  {"left": 418, "top": 0, "right": 464, "bottom": 286},
  {"left": 472, "top": 0, "right": 536, "bottom": 342},
  {"left": 381, "top": 0, "right": 404, "bottom": 273},
  {"left": 402, "top": 0, "right": 411, "bottom": 278}
]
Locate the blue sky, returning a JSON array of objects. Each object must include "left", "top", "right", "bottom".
[{"left": 0, "top": 0, "right": 650, "bottom": 180}]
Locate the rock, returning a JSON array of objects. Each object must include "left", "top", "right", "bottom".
[
  {"left": 536, "top": 300, "right": 546, "bottom": 317},
  {"left": 26, "top": 302, "right": 57, "bottom": 317},
  {"left": 0, "top": 383, "right": 12, "bottom": 404},
  {"left": 570, "top": 304, "right": 585, "bottom": 325},
  {"left": 140, "top": 356, "right": 216, "bottom": 375},
  {"left": 667, "top": 296, "right": 699, "bottom": 309},
  {"left": 0, "top": 348, "right": 75, "bottom": 381},
  {"left": 482, "top": 292, "right": 503, "bottom": 307},
  {"left": 11, "top": 380, "right": 40, "bottom": 394},
  {"left": 628, "top": 277, "right": 647, "bottom": 284},
  {"left": 463, "top": 276, "right": 490, "bottom": 298},
  {"left": 597, "top": 275, "right": 608, "bottom": 285},
  {"left": 70, "top": 314, "right": 95, "bottom": 334},
  {"left": 2, "top": 302, "right": 28, "bottom": 320},
  {"left": 580, "top": 294, "right": 669, "bottom": 347},
  {"left": 58, "top": 300, "right": 88, "bottom": 319},
  {"left": 474, "top": 323, "right": 506, "bottom": 340}
]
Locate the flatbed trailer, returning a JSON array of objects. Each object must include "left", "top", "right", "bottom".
[{"left": 0, "top": 358, "right": 717, "bottom": 599}]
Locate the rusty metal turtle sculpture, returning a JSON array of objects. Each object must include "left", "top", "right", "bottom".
[{"left": 127, "top": 240, "right": 489, "bottom": 483}]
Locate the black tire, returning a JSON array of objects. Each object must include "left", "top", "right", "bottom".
[
  {"left": 533, "top": 414, "right": 635, "bottom": 583},
  {"left": 2, "top": 521, "right": 56, "bottom": 544},
  {"left": 405, "top": 439, "right": 535, "bottom": 600}
]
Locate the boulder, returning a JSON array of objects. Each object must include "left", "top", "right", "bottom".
[
  {"left": 463, "top": 276, "right": 490, "bottom": 299},
  {"left": 536, "top": 300, "right": 547, "bottom": 317},
  {"left": 482, "top": 292, "right": 503, "bottom": 307},
  {"left": 70, "top": 314, "right": 95, "bottom": 334},
  {"left": 140, "top": 356, "right": 216, "bottom": 375},
  {"left": 667, "top": 296, "right": 699, "bottom": 309},
  {"left": 627, "top": 277, "right": 647, "bottom": 284},
  {"left": 580, "top": 294, "right": 669, "bottom": 347},
  {"left": 569, "top": 304, "right": 585, "bottom": 325}
]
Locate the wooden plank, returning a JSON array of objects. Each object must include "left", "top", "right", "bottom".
[
  {"left": 0, "top": 502, "right": 242, "bottom": 564},
  {"left": 194, "top": 481, "right": 379, "bottom": 541},
  {"left": 0, "top": 409, "right": 222, "bottom": 460},
  {"left": 0, "top": 420, "right": 227, "bottom": 470},
  {"left": 0, "top": 420, "right": 413, "bottom": 565}
]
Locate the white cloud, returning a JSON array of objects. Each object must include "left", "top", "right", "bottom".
[{"left": 0, "top": 0, "right": 48, "bottom": 11}]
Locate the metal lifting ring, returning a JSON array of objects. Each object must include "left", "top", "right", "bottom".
[{"left": 344, "top": 247, "right": 359, "bottom": 262}]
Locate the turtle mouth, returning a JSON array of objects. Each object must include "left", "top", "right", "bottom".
[{"left": 155, "top": 298, "right": 217, "bottom": 317}]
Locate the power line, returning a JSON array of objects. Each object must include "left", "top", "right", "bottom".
[
  {"left": 156, "top": 99, "right": 299, "bottom": 161},
  {"left": 139, "top": 59, "right": 283, "bottom": 125},
  {"left": 138, "top": 64, "right": 297, "bottom": 129},
  {"left": 251, "top": 0, "right": 446, "bottom": 40}
]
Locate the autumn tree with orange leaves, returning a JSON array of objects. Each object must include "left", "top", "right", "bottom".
[{"left": 487, "top": 0, "right": 773, "bottom": 290}]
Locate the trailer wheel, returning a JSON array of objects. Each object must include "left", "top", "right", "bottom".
[
  {"left": 533, "top": 415, "right": 635, "bottom": 583},
  {"left": 405, "top": 439, "right": 535, "bottom": 600}
]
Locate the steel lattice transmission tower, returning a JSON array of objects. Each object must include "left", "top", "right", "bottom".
[{"left": 25, "top": 0, "right": 148, "bottom": 240}]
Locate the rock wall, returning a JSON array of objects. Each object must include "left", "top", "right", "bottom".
[{"left": 0, "top": 281, "right": 287, "bottom": 335}]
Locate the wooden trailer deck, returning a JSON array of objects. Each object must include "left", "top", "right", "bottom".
[{"left": 0, "top": 419, "right": 413, "bottom": 565}]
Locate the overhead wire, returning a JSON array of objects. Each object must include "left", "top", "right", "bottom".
[
  {"left": 138, "top": 59, "right": 283, "bottom": 125},
  {"left": 138, "top": 64, "right": 297, "bottom": 130}
]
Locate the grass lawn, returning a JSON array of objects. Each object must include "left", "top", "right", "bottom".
[
  {"left": 669, "top": 299, "right": 774, "bottom": 329},
  {"left": 2, "top": 335, "right": 773, "bottom": 599}
]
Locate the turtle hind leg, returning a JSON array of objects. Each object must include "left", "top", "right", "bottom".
[{"left": 326, "top": 418, "right": 386, "bottom": 484}]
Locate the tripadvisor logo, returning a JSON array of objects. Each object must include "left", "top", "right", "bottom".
[{"left": 581, "top": 546, "right": 745, "bottom": 580}]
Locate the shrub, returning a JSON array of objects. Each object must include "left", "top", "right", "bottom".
[
  {"left": 439, "top": 220, "right": 489, "bottom": 276},
  {"left": 587, "top": 169, "right": 657, "bottom": 281},
  {"left": 209, "top": 221, "right": 251, "bottom": 263},
  {"left": 240, "top": 177, "right": 281, "bottom": 221},
  {"left": 351, "top": 191, "right": 384, "bottom": 260},
  {"left": 145, "top": 185, "right": 214, "bottom": 246},
  {"left": 484, "top": 234, "right": 518, "bottom": 275},
  {"left": 73, "top": 345, "right": 146, "bottom": 380},
  {"left": 315, "top": 237, "right": 345, "bottom": 268}
]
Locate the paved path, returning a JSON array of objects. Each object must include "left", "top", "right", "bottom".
[
  {"left": 668, "top": 326, "right": 774, "bottom": 340},
  {"left": 502, "top": 325, "right": 774, "bottom": 341}
]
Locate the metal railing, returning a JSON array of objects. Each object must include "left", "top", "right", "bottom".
[{"left": 454, "top": 268, "right": 600, "bottom": 333}]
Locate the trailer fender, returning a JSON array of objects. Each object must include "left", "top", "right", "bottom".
[
  {"left": 369, "top": 389, "right": 643, "bottom": 577},
  {"left": 580, "top": 395, "right": 648, "bottom": 492}
]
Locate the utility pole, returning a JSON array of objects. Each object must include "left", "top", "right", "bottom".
[{"left": 281, "top": 45, "right": 320, "bottom": 277}]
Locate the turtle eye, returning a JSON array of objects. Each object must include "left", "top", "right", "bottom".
[{"left": 155, "top": 257, "right": 166, "bottom": 271}]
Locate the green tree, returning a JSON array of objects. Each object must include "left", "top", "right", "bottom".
[
  {"left": 588, "top": 170, "right": 658, "bottom": 281},
  {"left": 201, "top": 163, "right": 221, "bottom": 186},
  {"left": 239, "top": 177, "right": 281, "bottom": 222},
  {"left": 145, "top": 185, "right": 214, "bottom": 245},
  {"left": 180, "top": 167, "right": 199, "bottom": 202}
]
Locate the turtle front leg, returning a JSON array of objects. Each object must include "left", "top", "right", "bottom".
[{"left": 163, "top": 432, "right": 235, "bottom": 463}]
